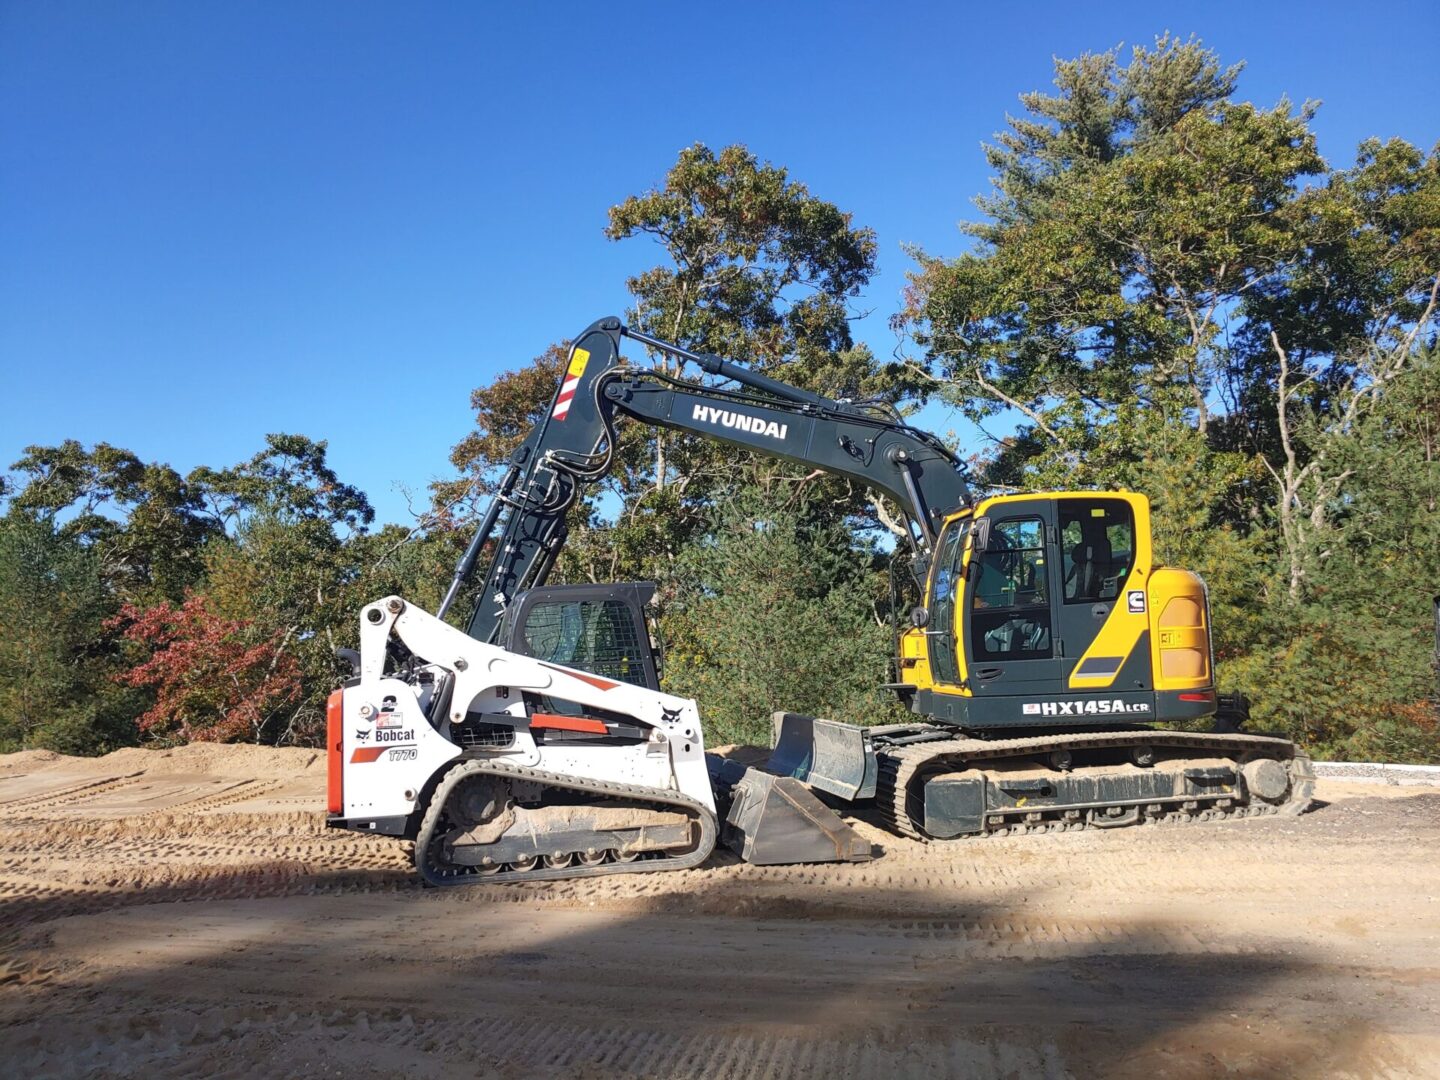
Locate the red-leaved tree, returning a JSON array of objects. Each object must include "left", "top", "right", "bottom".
[{"left": 109, "top": 595, "right": 303, "bottom": 743}]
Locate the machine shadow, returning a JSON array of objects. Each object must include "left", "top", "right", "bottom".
[{"left": 0, "top": 857, "right": 1345, "bottom": 1079}]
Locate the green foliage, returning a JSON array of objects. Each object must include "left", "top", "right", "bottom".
[
  {"left": 2, "top": 433, "right": 428, "bottom": 749},
  {"left": 0, "top": 514, "right": 137, "bottom": 753},
  {"left": 445, "top": 143, "right": 910, "bottom": 650},
  {"left": 1226, "top": 350, "right": 1440, "bottom": 758},
  {"left": 9, "top": 439, "right": 218, "bottom": 604},
  {"left": 662, "top": 491, "right": 903, "bottom": 746},
  {"left": 189, "top": 433, "right": 373, "bottom": 533},
  {"left": 903, "top": 35, "right": 1440, "bottom": 760},
  {"left": 3, "top": 56, "right": 1434, "bottom": 765},
  {"left": 607, "top": 142, "right": 880, "bottom": 378}
]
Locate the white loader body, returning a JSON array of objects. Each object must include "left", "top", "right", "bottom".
[{"left": 329, "top": 596, "right": 714, "bottom": 831}]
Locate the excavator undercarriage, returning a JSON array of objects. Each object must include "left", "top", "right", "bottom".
[{"left": 770, "top": 715, "right": 1315, "bottom": 841}]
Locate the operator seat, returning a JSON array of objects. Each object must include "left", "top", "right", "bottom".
[{"left": 1066, "top": 530, "right": 1113, "bottom": 602}]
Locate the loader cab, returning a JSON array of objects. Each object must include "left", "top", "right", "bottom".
[
  {"left": 499, "top": 582, "right": 662, "bottom": 692},
  {"left": 919, "top": 492, "right": 1165, "bottom": 726}
]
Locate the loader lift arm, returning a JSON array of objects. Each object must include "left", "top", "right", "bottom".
[{"left": 438, "top": 316, "right": 972, "bottom": 644}]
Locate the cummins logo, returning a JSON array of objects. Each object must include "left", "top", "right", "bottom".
[
  {"left": 692, "top": 404, "right": 788, "bottom": 441},
  {"left": 376, "top": 728, "right": 416, "bottom": 743}
]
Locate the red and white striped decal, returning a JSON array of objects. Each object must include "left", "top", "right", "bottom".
[
  {"left": 552, "top": 374, "right": 581, "bottom": 419},
  {"left": 551, "top": 346, "right": 591, "bottom": 420}
]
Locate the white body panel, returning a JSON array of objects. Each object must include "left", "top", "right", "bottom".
[{"left": 337, "top": 596, "right": 714, "bottom": 823}]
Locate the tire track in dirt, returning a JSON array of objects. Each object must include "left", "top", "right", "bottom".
[{"left": 3, "top": 746, "right": 1439, "bottom": 1078}]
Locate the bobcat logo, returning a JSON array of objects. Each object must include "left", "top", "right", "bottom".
[
  {"left": 660, "top": 707, "right": 682, "bottom": 725},
  {"left": 354, "top": 728, "right": 370, "bottom": 742}
]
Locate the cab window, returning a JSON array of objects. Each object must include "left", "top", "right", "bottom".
[
  {"left": 1059, "top": 500, "right": 1135, "bottom": 604},
  {"left": 970, "top": 517, "right": 1052, "bottom": 660},
  {"left": 926, "top": 518, "right": 968, "bottom": 684},
  {"left": 521, "top": 600, "right": 647, "bottom": 687}
]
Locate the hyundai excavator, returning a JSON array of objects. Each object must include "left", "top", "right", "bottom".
[{"left": 326, "top": 316, "right": 1314, "bottom": 885}]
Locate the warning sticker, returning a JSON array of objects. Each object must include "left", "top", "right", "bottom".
[{"left": 553, "top": 347, "right": 592, "bottom": 421}]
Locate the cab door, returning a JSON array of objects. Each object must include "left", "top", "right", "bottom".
[
  {"left": 1053, "top": 496, "right": 1140, "bottom": 686},
  {"left": 962, "top": 499, "right": 1064, "bottom": 694},
  {"left": 924, "top": 517, "right": 969, "bottom": 686}
]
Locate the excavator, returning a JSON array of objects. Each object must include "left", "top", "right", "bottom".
[{"left": 326, "top": 316, "right": 1315, "bottom": 885}]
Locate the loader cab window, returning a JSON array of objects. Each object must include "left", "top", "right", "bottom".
[
  {"left": 970, "top": 517, "right": 1052, "bottom": 661},
  {"left": 521, "top": 599, "right": 648, "bottom": 688},
  {"left": 1059, "top": 500, "right": 1135, "bottom": 604}
]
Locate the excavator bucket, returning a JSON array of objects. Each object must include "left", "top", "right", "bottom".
[
  {"left": 767, "top": 712, "right": 878, "bottom": 801},
  {"left": 707, "top": 756, "right": 872, "bottom": 866}
]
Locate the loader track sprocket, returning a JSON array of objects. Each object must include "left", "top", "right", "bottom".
[
  {"left": 413, "top": 757, "right": 717, "bottom": 887},
  {"left": 875, "top": 730, "right": 1315, "bottom": 841}
]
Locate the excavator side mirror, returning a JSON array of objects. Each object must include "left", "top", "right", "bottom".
[
  {"left": 971, "top": 517, "right": 992, "bottom": 554},
  {"left": 961, "top": 517, "right": 991, "bottom": 581},
  {"left": 910, "top": 605, "right": 930, "bottom": 629}
]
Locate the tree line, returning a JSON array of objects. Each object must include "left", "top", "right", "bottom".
[{"left": 2, "top": 37, "right": 1436, "bottom": 760}]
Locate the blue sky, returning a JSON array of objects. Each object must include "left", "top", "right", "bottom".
[{"left": 2, "top": 1, "right": 1436, "bottom": 526}]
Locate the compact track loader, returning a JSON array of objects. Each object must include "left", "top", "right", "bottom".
[
  {"left": 326, "top": 316, "right": 1314, "bottom": 884},
  {"left": 328, "top": 583, "right": 869, "bottom": 884}
]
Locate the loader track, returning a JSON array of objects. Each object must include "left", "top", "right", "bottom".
[
  {"left": 413, "top": 758, "right": 717, "bottom": 887},
  {"left": 876, "top": 730, "right": 1315, "bottom": 840}
]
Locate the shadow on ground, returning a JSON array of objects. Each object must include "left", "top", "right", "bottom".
[{"left": 2, "top": 847, "right": 1411, "bottom": 1080}]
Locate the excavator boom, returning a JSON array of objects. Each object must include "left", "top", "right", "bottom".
[{"left": 441, "top": 317, "right": 970, "bottom": 644}]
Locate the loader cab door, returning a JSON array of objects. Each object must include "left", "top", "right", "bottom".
[{"left": 961, "top": 499, "right": 1064, "bottom": 694}]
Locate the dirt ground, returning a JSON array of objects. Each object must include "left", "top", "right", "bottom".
[{"left": 1, "top": 745, "right": 1437, "bottom": 1079}]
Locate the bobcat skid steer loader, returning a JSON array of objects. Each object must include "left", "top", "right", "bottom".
[{"left": 325, "top": 588, "right": 871, "bottom": 886}]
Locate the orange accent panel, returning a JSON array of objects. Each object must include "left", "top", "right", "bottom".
[
  {"left": 530, "top": 712, "right": 609, "bottom": 734},
  {"left": 538, "top": 662, "right": 618, "bottom": 691},
  {"left": 326, "top": 690, "right": 344, "bottom": 812},
  {"left": 349, "top": 745, "right": 387, "bottom": 763}
]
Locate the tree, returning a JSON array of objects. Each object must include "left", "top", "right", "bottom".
[
  {"left": 0, "top": 513, "right": 137, "bottom": 753},
  {"left": 104, "top": 435, "right": 386, "bottom": 746},
  {"left": 662, "top": 490, "right": 903, "bottom": 746},
  {"left": 1226, "top": 347, "right": 1440, "bottom": 759},
  {"left": 1244, "top": 139, "right": 1440, "bottom": 599},
  {"left": 190, "top": 437, "right": 376, "bottom": 744},
  {"left": 898, "top": 35, "right": 1440, "bottom": 755},
  {"left": 606, "top": 143, "right": 910, "bottom": 538},
  {"left": 189, "top": 433, "right": 373, "bottom": 533},
  {"left": 110, "top": 595, "right": 303, "bottom": 744},
  {"left": 8, "top": 440, "right": 218, "bottom": 604},
  {"left": 445, "top": 144, "right": 908, "bottom": 642}
]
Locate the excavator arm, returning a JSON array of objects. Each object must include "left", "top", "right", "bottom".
[{"left": 438, "top": 316, "right": 973, "bottom": 643}]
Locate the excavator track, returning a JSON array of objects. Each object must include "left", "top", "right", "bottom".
[
  {"left": 413, "top": 757, "right": 717, "bottom": 887},
  {"left": 875, "top": 730, "right": 1315, "bottom": 841}
]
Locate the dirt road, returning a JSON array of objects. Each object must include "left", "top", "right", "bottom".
[{"left": 2, "top": 745, "right": 1437, "bottom": 1078}]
